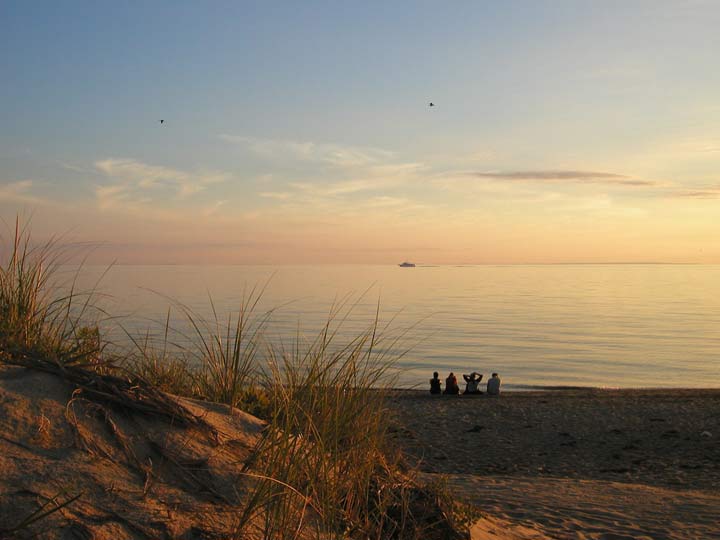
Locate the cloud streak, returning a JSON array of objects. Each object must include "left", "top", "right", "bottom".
[
  {"left": 236, "top": 136, "right": 427, "bottom": 210},
  {"left": 670, "top": 185, "right": 720, "bottom": 199},
  {"left": 94, "top": 159, "right": 230, "bottom": 210},
  {"left": 220, "top": 134, "right": 394, "bottom": 167},
  {"left": 0, "top": 180, "right": 51, "bottom": 205},
  {"left": 467, "top": 170, "right": 658, "bottom": 186}
]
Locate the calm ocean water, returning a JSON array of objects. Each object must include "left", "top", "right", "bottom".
[{"left": 71, "top": 264, "right": 720, "bottom": 390}]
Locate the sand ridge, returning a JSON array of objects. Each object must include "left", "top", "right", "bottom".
[{"left": 0, "top": 365, "right": 265, "bottom": 539}]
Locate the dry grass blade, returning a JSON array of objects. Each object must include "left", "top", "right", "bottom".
[
  {"left": 0, "top": 491, "right": 82, "bottom": 535},
  {"left": 7, "top": 352, "right": 210, "bottom": 433}
]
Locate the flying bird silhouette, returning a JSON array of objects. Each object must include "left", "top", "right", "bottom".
[
  {"left": 428, "top": 102, "right": 434, "bottom": 107},
  {"left": 159, "top": 119, "right": 164, "bottom": 124}
]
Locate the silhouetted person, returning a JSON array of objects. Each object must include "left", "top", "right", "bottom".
[
  {"left": 444, "top": 372, "right": 459, "bottom": 395},
  {"left": 429, "top": 372, "right": 441, "bottom": 394},
  {"left": 487, "top": 373, "right": 501, "bottom": 396},
  {"left": 463, "top": 372, "right": 483, "bottom": 395}
]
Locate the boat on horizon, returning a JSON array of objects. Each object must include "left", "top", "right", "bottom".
[{"left": 398, "top": 261, "right": 416, "bottom": 267}]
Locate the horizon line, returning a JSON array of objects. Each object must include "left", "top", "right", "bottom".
[{"left": 70, "top": 261, "right": 716, "bottom": 267}]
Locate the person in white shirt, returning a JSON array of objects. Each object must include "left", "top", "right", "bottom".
[{"left": 487, "top": 373, "right": 501, "bottom": 396}]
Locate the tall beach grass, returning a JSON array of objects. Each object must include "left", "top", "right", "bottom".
[
  {"left": 0, "top": 218, "right": 468, "bottom": 539},
  {"left": 232, "top": 301, "right": 466, "bottom": 539},
  {"left": 0, "top": 217, "right": 105, "bottom": 367}
]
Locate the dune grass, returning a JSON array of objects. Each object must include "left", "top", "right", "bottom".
[
  {"left": 118, "top": 297, "right": 464, "bottom": 538},
  {"left": 123, "top": 309, "right": 200, "bottom": 398},
  {"left": 0, "top": 217, "right": 105, "bottom": 367},
  {"left": 237, "top": 316, "right": 395, "bottom": 538},
  {"left": 234, "top": 304, "right": 465, "bottom": 539},
  {"left": 122, "top": 290, "right": 276, "bottom": 417},
  {"left": 0, "top": 218, "right": 468, "bottom": 539},
  {"left": 173, "top": 281, "right": 275, "bottom": 410}
]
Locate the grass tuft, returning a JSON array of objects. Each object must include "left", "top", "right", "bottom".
[
  {"left": 236, "top": 302, "right": 464, "bottom": 539},
  {"left": 0, "top": 217, "right": 106, "bottom": 367}
]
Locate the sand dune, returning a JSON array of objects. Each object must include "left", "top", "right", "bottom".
[{"left": 0, "top": 365, "right": 265, "bottom": 539}]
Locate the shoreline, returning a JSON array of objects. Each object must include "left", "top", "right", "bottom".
[{"left": 389, "top": 385, "right": 720, "bottom": 394}]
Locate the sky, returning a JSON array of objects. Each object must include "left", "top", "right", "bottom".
[{"left": 1, "top": 0, "right": 720, "bottom": 264}]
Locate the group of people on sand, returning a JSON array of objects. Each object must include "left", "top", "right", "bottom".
[{"left": 429, "top": 371, "right": 501, "bottom": 396}]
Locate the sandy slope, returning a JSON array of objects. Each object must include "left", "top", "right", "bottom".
[{"left": 0, "top": 365, "right": 265, "bottom": 539}]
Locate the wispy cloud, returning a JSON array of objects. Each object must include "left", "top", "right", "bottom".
[
  {"left": 238, "top": 135, "right": 427, "bottom": 212},
  {"left": 94, "top": 158, "right": 230, "bottom": 209},
  {"left": 258, "top": 191, "right": 292, "bottom": 200},
  {"left": 0, "top": 180, "right": 51, "bottom": 205},
  {"left": 467, "top": 170, "right": 658, "bottom": 186},
  {"left": 202, "top": 199, "right": 229, "bottom": 217},
  {"left": 59, "top": 162, "right": 92, "bottom": 173},
  {"left": 220, "top": 134, "right": 394, "bottom": 167},
  {"left": 289, "top": 178, "right": 389, "bottom": 197},
  {"left": 279, "top": 163, "right": 425, "bottom": 200},
  {"left": 367, "top": 196, "right": 412, "bottom": 208},
  {"left": 670, "top": 185, "right": 720, "bottom": 199}
]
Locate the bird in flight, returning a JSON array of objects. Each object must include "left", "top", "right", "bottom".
[
  {"left": 428, "top": 102, "right": 434, "bottom": 107},
  {"left": 159, "top": 119, "right": 164, "bottom": 124}
]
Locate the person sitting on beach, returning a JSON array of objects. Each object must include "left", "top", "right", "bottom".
[
  {"left": 463, "top": 372, "right": 483, "bottom": 394},
  {"left": 487, "top": 373, "right": 501, "bottom": 396},
  {"left": 429, "top": 372, "right": 442, "bottom": 394},
  {"left": 443, "top": 372, "right": 459, "bottom": 395}
]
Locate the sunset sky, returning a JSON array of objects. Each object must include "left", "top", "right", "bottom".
[{"left": 2, "top": 1, "right": 720, "bottom": 264}]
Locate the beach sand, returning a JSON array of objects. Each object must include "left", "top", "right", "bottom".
[
  {"left": 3, "top": 363, "right": 718, "bottom": 539},
  {"left": 390, "top": 389, "right": 720, "bottom": 539},
  {"left": 0, "top": 365, "right": 266, "bottom": 539}
]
